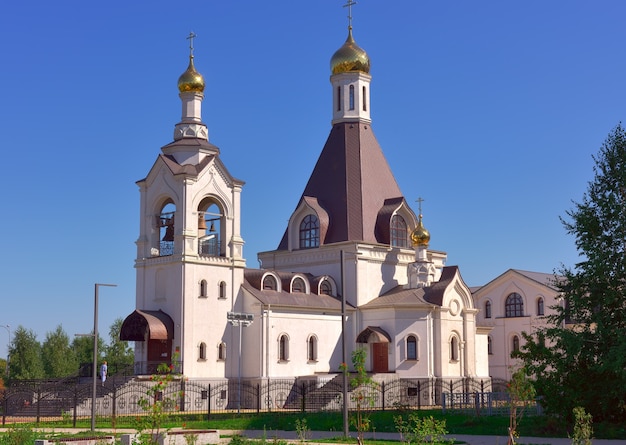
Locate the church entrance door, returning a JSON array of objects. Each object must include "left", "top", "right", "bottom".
[
  {"left": 372, "top": 342, "right": 388, "bottom": 373},
  {"left": 147, "top": 339, "right": 171, "bottom": 373}
]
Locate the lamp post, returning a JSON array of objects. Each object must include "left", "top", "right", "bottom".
[
  {"left": 91, "top": 283, "right": 117, "bottom": 431},
  {"left": 0, "top": 324, "right": 10, "bottom": 379},
  {"left": 227, "top": 311, "right": 253, "bottom": 414}
]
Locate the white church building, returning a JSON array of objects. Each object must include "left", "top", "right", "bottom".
[{"left": 120, "top": 16, "right": 492, "bottom": 388}]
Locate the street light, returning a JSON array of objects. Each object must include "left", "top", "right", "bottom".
[
  {"left": 0, "top": 324, "right": 10, "bottom": 379},
  {"left": 227, "top": 311, "right": 253, "bottom": 414},
  {"left": 91, "top": 283, "right": 116, "bottom": 431}
]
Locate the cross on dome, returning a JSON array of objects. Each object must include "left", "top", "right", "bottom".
[{"left": 343, "top": 0, "right": 357, "bottom": 29}]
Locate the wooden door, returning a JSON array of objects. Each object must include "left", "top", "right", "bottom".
[{"left": 372, "top": 342, "right": 388, "bottom": 373}]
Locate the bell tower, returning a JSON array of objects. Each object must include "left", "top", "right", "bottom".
[{"left": 124, "top": 34, "right": 246, "bottom": 378}]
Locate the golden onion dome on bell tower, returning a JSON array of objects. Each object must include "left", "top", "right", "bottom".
[
  {"left": 330, "top": 27, "right": 371, "bottom": 75},
  {"left": 178, "top": 55, "right": 205, "bottom": 93},
  {"left": 411, "top": 215, "right": 431, "bottom": 247}
]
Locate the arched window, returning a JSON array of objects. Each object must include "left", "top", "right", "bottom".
[
  {"left": 512, "top": 335, "right": 520, "bottom": 354},
  {"left": 219, "top": 281, "right": 227, "bottom": 299},
  {"left": 263, "top": 275, "right": 277, "bottom": 291},
  {"left": 362, "top": 86, "right": 367, "bottom": 111},
  {"left": 505, "top": 293, "right": 524, "bottom": 317},
  {"left": 485, "top": 300, "right": 492, "bottom": 318},
  {"left": 487, "top": 336, "right": 493, "bottom": 355},
  {"left": 407, "top": 335, "right": 418, "bottom": 360},
  {"left": 537, "top": 297, "right": 544, "bottom": 316},
  {"left": 217, "top": 342, "right": 226, "bottom": 361},
  {"left": 199, "top": 342, "right": 206, "bottom": 360},
  {"left": 158, "top": 202, "right": 176, "bottom": 256},
  {"left": 292, "top": 277, "right": 306, "bottom": 293},
  {"left": 279, "top": 334, "right": 289, "bottom": 361},
  {"left": 337, "top": 86, "right": 342, "bottom": 111},
  {"left": 319, "top": 280, "right": 332, "bottom": 296},
  {"left": 299, "top": 215, "right": 320, "bottom": 249},
  {"left": 349, "top": 85, "right": 355, "bottom": 110},
  {"left": 307, "top": 335, "right": 317, "bottom": 361},
  {"left": 390, "top": 215, "right": 408, "bottom": 248},
  {"left": 199, "top": 280, "right": 207, "bottom": 298},
  {"left": 450, "top": 336, "right": 459, "bottom": 361},
  {"left": 198, "top": 202, "right": 223, "bottom": 257}
]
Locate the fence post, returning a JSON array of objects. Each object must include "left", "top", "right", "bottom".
[
  {"left": 301, "top": 382, "right": 305, "bottom": 413},
  {"left": 180, "top": 379, "right": 186, "bottom": 412},
  {"left": 207, "top": 383, "right": 211, "bottom": 421},
  {"left": 36, "top": 386, "right": 41, "bottom": 425},
  {"left": 72, "top": 386, "right": 78, "bottom": 427},
  {"left": 2, "top": 393, "right": 7, "bottom": 425},
  {"left": 417, "top": 381, "right": 421, "bottom": 410},
  {"left": 381, "top": 381, "right": 385, "bottom": 411},
  {"left": 111, "top": 386, "right": 117, "bottom": 428},
  {"left": 257, "top": 383, "right": 260, "bottom": 414}
]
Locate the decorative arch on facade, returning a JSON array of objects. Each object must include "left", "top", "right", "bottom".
[
  {"left": 198, "top": 342, "right": 207, "bottom": 360},
  {"left": 199, "top": 279, "right": 208, "bottom": 298},
  {"left": 218, "top": 281, "right": 227, "bottom": 299}
]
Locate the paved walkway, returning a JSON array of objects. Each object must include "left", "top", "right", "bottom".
[{"left": 1, "top": 427, "right": 625, "bottom": 445}]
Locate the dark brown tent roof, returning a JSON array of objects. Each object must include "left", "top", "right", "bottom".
[
  {"left": 278, "top": 122, "right": 406, "bottom": 249},
  {"left": 120, "top": 309, "right": 174, "bottom": 341}
]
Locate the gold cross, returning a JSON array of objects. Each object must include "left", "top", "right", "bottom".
[
  {"left": 186, "top": 32, "right": 197, "bottom": 57},
  {"left": 343, "top": 0, "right": 357, "bottom": 29}
]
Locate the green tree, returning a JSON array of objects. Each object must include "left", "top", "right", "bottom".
[
  {"left": 104, "top": 318, "right": 134, "bottom": 375},
  {"left": 42, "top": 325, "right": 78, "bottom": 378},
  {"left": 516, "top": 124, "right": 626, "bottom": 422},
  {"left": 71, "top": 332, "right": 105, "bottom": 376},
  {"left": 341, "top": 347, "right": 378, "bottom": 445},
  {"left": 8, "top": 326, "right": 44, "bottom": 380}
]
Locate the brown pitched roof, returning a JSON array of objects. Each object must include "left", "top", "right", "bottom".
[
  {"left": 360, "top": 266, "right": 461, "bottom": 309},
  {"left": 242, "top": 268, "right": 350, "bottom": 311},
  {"left": 278, "top": 122, "right": 405, "bottom": 249}
]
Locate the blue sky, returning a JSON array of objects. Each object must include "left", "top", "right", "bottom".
[{"left": 1, "top": 1, "right": 625, "bottom": 355}]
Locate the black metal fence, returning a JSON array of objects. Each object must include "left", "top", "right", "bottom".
[{"left": 0, "top": 376, "right": 518, "bottom": 426}]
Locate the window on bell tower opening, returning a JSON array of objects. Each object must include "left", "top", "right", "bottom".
[
  {"left": 390, "top": 214, "right": 408, "bottom": 248},
  {"left": 299, "top": 215, "right": 319, "bottom": 249},
  {"left": 337, "top": 86, "right": 342, "bottom": 111},
  {"left": 362, "top": 86, "right": 367, "bottom": 111},
  {"left": 198, "top": 201, "right": 223, "bottom": 257},
  {"left": 349, "top": 85, "right": 355, "bottom": 110},
  {"left": 157, "top": 201, "right": 176, "bottom": 257}
]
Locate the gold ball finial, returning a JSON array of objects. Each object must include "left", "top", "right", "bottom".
[
  {"left": 411, "top": 215, "right": 431, "bottom": 247},
  {"left": 330, "top": 27, "right": 371, "bottom": 75}
]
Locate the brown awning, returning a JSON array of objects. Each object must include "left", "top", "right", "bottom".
[
  {"left": 356, "top": 326, "right": 392, "bottom": 343},
  {"left": 120, "top": 309, "right": 174, "bottom": 341}
]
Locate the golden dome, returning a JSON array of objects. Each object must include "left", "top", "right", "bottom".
[
  {"left": 330, "top": 28, "right": 370, "bottom": 75},
  {"left": 178, "top": 56, "right": 205, "bottom": 93},
  {"left": 411, "top": 216, "right": 431, "bottom": 247}
]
